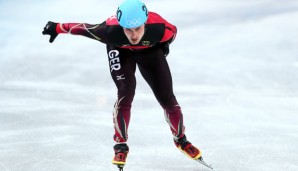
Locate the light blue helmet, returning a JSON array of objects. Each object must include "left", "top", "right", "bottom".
[{"left": 116, "top": 0, "right": 148, "bottom": 28}]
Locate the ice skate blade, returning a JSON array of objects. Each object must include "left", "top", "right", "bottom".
[
  {"left": 195, "top": 157, "right": 214, "bottom": 170},
  {"left": 114, "top": 164, "right": 124, "bottom": 171}
]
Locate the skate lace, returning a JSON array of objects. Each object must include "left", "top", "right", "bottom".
[
  {"left": 115, "top": 152, "right": 127, "bottom": 162},
  {"left": 184, "top": 144, "right": 199, "bottom": 156}
]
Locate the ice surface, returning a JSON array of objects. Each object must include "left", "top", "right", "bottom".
[{"left": 1, "top": 0, "right": 298, "bottom": 171}]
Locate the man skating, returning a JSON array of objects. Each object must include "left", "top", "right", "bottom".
[{"left": 42, "top": 0, "right": 210, "bottom": 170}]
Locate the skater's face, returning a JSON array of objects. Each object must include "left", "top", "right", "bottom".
[{"left": 123, "top": 24, "right": 145, "bottom": 45}]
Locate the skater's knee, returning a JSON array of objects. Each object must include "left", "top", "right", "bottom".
[
  {"left": 159, "top": 95, "right": 179, "bottom": 111},
  {"left": 118, "top": 84, "right": 135, "bottom": 96}
]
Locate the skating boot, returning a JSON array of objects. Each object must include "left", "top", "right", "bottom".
[
  {"left": 174, "top": 135, "right": 201, "bottom": 160},
  {"left": 112, "top": 143, "right": 129, "bottom": 171}
]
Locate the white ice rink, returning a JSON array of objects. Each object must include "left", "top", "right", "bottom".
[{"left": 1, "top": 0, "right": 298, "bottom": 170}]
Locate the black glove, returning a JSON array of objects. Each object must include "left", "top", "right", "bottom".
[
  {"left": 42, "top": 21, "right": 58, "bottom": 43},
  {"left": 160, "top": 42, "right": 170, "bottom": 57}
]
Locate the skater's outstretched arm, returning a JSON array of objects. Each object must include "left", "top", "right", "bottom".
[{"left": 42, "top": 21, "right": 108, "bottom": 43}]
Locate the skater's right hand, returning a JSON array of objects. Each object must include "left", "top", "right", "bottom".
[
  {"left": 160, "top": 42, "right": 170, "bottom": 57},
  {"left": 42, "top": 21, "right": 58, "bottom": 43}
]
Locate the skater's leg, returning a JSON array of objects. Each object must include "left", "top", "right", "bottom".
[
  {"left": 107, "top": 45, "right": 137, "bottom": 143},
  {"left": 136, "top": 47, "right": 185, "bottom": 139},
  {"left": 136, "top": 47, "right": 201, "bottom": 160}
]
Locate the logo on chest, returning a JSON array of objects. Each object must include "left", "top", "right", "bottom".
[{"left": 142, "top": 41, "right": 150, "bottom": 46}]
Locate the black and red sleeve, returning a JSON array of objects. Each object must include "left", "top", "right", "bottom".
[
  {"left": 55, "top": 22, "right": 108, "bottom": 43},
  {"left": 147, "top": 12, "right": 177, "bottom": 44},
  {"left": 161, "top": 20, "right": 177, "bottom": 44}
]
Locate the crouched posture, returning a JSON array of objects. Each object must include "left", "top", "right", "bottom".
[{"left": 42, "top": 0, "right": 201, "bottom": 168}]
